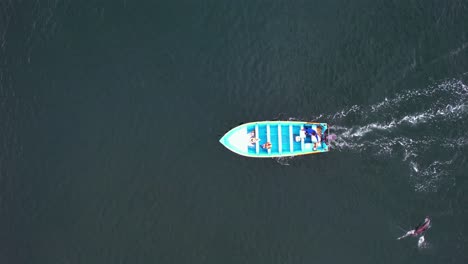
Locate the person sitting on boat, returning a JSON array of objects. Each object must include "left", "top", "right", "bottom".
[
  {"left": 250, "top": 137, "right": 260, "bottom": 145},
  {"left": 248, "top": 130, "right": 260, "bottom": 146},
  {"left": 304, "top": 126, "right": 323, "bottom": 139},
  {"left": 261, "top": 142, "right": 272, "bottom": 150},
  {"left": 304, "top": 126, "right": 322, "bottom": 150},
  {"left": 316, "top": 125, "right": 323, "bottom": 138}
]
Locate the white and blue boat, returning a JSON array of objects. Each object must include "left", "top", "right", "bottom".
[{"left": 219, "top": 121, "right": 330, "bottom": 158}]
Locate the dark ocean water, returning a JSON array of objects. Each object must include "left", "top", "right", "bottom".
[{"left": 1, "top": 1, "right": 468, "bottom": 263}]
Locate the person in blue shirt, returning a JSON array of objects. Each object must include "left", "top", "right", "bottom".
[{"left": 304, "top": 126, "right": 323, "bottom": 150}]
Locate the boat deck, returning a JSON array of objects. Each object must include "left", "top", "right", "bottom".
[
  {"left": 246, "top": 123, "right": 327, "bottom": 156},
  {"left": 219, "top": 121, "right": 329, "bottom": 158}
]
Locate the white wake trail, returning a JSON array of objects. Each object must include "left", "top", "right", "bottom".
[{"left": 322, "top": 78, "right": 468, "bottom": 192}]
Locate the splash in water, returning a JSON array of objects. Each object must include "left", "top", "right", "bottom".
[{"left": 275, "top": 156, "right": 292, "bottom": 166}]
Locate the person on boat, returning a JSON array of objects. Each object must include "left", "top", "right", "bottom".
[
  {"left": 250, "top": 137, "right": 260, "bottom": 145},
  {"left": 316, "top": 125, "right": 323, "bottom": 135},
  {"left": 248, "top": 130, "right": 260, "bottom": 146},
  {"left": 304, "top": 126, "right": 322, "bottom": 150},
  {"left": 262, "top": 142, "right": 272, "bottom": 150},
  {"left": 397, "top": 217, "right": 431, "bottom": 240}
]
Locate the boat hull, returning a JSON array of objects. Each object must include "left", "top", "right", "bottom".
[{"left": 219, "top": 121, "right": 329, "bottom": 158}]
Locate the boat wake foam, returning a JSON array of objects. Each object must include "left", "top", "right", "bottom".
[
  {"left": 305, "top": 78, "right": 468, "bottom": 192},
  {"left": 275, "top": 157, "right": 292, "bottom": 166},
  {"left": 331, "top": 79, "right": 468, "bottom": 192}
]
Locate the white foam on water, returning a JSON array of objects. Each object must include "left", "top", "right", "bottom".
[
  {"left": 315, "top": 79, "right": 468, "bottom": 192},
  {"left": 285, "top": 79, "right": 467, "bottom": 190},
  {"left": 411, "top": 157, "right": 457, "bottom": 192},
  {"left": 410, "top": 161, "right": 419, "bottom": 172},
  {"left": 325, "top": 79, "right": 468, "bottom": 123},
  {"left": 275, "top": 157, "right": 292, "bottom": 166}
]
